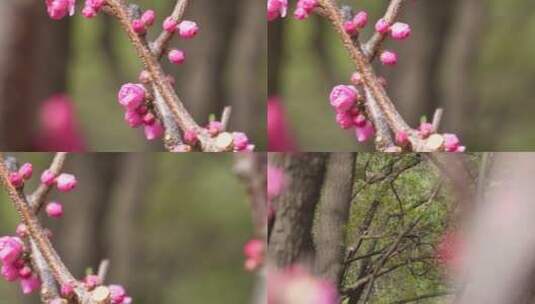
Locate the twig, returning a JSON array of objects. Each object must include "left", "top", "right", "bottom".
[
  {"left": 363, "top": 0, "right": 406, "bottom": 59},
  {"left": 97, "top": 259, "right": 110, "bottom": 283}
]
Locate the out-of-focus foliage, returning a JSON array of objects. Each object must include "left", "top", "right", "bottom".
[{"left": 0, "top": 153, "right": 254, "bottom": 303}]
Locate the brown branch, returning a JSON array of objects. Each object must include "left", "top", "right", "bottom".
[
  {"left": 390, "top": 291, "right": 451, "bottom": 304},
  {"left": 97, "top": 259, "right": 110, "bottom": 283},
  {"left": 30, "top": 152, "right": 67, "bottom": 213}
]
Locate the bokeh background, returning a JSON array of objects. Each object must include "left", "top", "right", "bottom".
[
  {"left": 269, "top": 0, "right": 534, "bottom": 151},
  {"left": 0, "top": 153, "right": 256, "bottom": 303},
  {"left": 0, "top": 0, "right": 266, "bottom": 151}
]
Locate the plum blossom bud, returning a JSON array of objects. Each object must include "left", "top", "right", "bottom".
[
  {"left": 16, "top": 224, "right": 28, "bottom": 238},
  {"left": 244, "top": 239, "right": 264, "bottom": 271},
  {"left": 138, "top": 70, "right": 151, "bottom": 84},
  {"left": 168, "top": 49, "right": 186, "bottom": 65},
  {"left": 0, "top": 237, "right": 23, "bottom": 266},
  {"left": 335, "top": 112, "right": 354, "bottom": 129},
  {"left": 163, "top": 17, "right": 178, "bottom": 33},
  {"left": 418, "top": 122, "right": 434, "bottom": 138},
  {"left": 353, "top": 11, "right": 368, "bottom": 29},
  {"left": 19, "top": 163, "right": 33, "bottom": 180},
  {"left": 344, "top": 20, "right": 358, "bottom": 35},
  {"left": 41, "top": 169, "right": 56, "bottom": 186},
  {"left": 380, "top": 50, "right": 397, "bottom": 66},
  {"left": 443, "top": 134, "right": 466, "bottom": 152},
  {"left": 390, "top": 22, "right": 411, "bottom": 40},
  {"left": 124, "top": 110, "right": 143, "bottom": 128},
  {"left": 142, "top": 112, "right": 156, "bottom": 125},
  {"left": 177, "top": 20, "right": 199, "bottom": 39},
  {"left": 109, "top": 284, "right": 127, "bottom": 304},
  {"left": 82, "top": 6, "right": 97, "bottom": 18},
  {"left": 207, "top": 121, "right": 223, "bottom": 137},
  {"left": 46, "top": 202, "right": 64, "bottom": 218},
  {"left": 132, "top": 19, "right": 146, "bottom": 34},
  {"left": 233, "top": 132, "right": 250, "bottom": 151},
  {"left": 144, "top": 121, "right": 164, "bottom": 140},
  {"left": 8, "top": 172, "right": 24, "bottom": 188},
  {"left": 1, "top": 264, "right": 19, "bottom": 282},
  {"left": 375, "top": 18, "right": 390, "bottom": 34},
  {"left": 184, "top": 130, "right": 199, "bottom": 146},
  {"left": 329, "top": 85, "right": 358, "bottom": 112},
  {"left": 18, "top": 266, "right": 32, "bottom": 279},
  {"left": 56, "top": 173, "right": 77, "bottom": 192},
  {"left": 20, "top": 275, "right": 41, "bottom": 294},
  {"left": 293, "top": 7, "right": 309, "bottom": 20},
  {"left": 141, "top": 10, "right": 156, "bottom": 27},
  {"left": 118, "top": 83, "right": 146, "bottom": 110},
  {"left": 61, "top": 281, "right": 75, "bottom": 297},
  {"left": 46, "top": 0, "right": 76, "bottom": 20},
  {"left": 355, "top": 120, "right": 375, "bottom": 142},
  {"left": 267, "top": 0, "right": 288, "bottom": 21},
  {"left": 350, "top": 72, "right": 363, "bottom": 85},
  {"left": 395, "top": 131, "right": 409, "bottom": 146},
  {"left": 86, "top": 0, "right": 105, "bottom": 10},
  {"left": 84, "top": 275, "right": 101, "bottom": 290}
]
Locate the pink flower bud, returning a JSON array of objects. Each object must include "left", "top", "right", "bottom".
[
  {"left": 375, "top": 18, "right": 390, "bottom": 34},
  {"left": 18, "top": 266, "right": 32, "bottom": 279},
  {"left": 353, "top": 114, "right": 367, "bottom": 128},
  {"left": 86, "top": 0, "right": 105, "bottom": 10},
  {"left": 141, "top": 10, "right": 156, "bottom": 27},
  {"left": 61, "top": 281, "right": 75, "bottom": 297},
  {"left": 19, "top": 163, "right": 33, "bottom": 180},
  {"left": 168, "top": 49, "right": 186, "bottom": 65},
  {"left": 46, "top": 202, "right": 64, "bottom": 218},
  {"left": 418, "top": 122, "right": 434, "bottom": 138},
  {"left": 118, "top": 83, "right": 146, "bottom": 110},
  {"left": 56, "top": 173, "right": 77, "bottom": 192},
  {"left": 41, "top": 169, "right": 56, "bottom": 186},
  {"left": 0, "top": 237, "right": 23, "bottom": 266},
  {"left": 109, "top": 285, "right": 127, "bottom": 304},
  {"left": 144, "top": 121, "right": 164, "bottom": 140},
  {"left": 380, "top": 50, "right": 398, "bottom": 66},
  {"left": 293, "top": 7, "right": 309, "bottom": 20},
  {"left": 355, "top": 120, "right": 375, "bottom": 142},
  {"left": 1, "top": 264, "right": 18, "bottom": 282},
  {"left": 343, "top": 20, "right": 358, "bottom": 35},
  {"left": 142, "top": 112, "right": 156, "bottom": 125},
  {"left": 82, "top": 6, "right": 97, "bottom": 19},
  {"left": 297, "top": 0, "right": 318, "bottom": 10},
  {"left": 395, "top": 131, "right": 409, "bottom": 146},
  {"left": 184, "top": 130, "right": 199, "bottom": 145},
  {"left": 46, "top": 0, "right": 75, "bottom": 20},
  {"left": 177, "top": 20, "right": 199, "bottom": 39},
  {"left": 353, "top": 11, "right": 368, "bottom": 29},
  {"left": 8, "top": 172, "right": 24, "bottom": 188},
  {"left": 335, "top": 111, "right": 354, "bottom": 129},
  {"left": 138, "top": 70, "right": 151, "bottom": 84},
  {"left": 329, "top": 85, "right": 358, "bottom": 112},
  {"left": 16, "top": 224, "right": 28, "bottom": 238},
  {"left": 443, "top": 134, "right": 466, "bottom": 152},
  {"left": 20, "top": 275, "right": 41, "bottom": 294},
  {"left": 124, "top": 110, "right": 143, "bottom": 128},
  {"left": 132, "top": 19, "right": 146, "bottom": 34},
  {"left": 350, "top": 72, "right": 363, "bottom": 85},
  {"left": 163, "top": 17, "right": 178, "bottom": 33},
  {"left": 233, "top": 132, "right": 250, "bottom": 151},
  {"left": 390, "top": 22, "right": 411, "bottom": 40},
  {"left": 207, "top": 121, "right": 223, "bottom": 136},
  {"left": 267, "top": 0, "right": 288, "bottom": 21},
  {"left": 84, "top": 275, "right": 101, "bottom": 290},
  {"left": 244, "top": 239, "right": 264, "bottom": 260}
]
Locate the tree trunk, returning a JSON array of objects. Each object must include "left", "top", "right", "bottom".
[
  {"left": 268, "top": 153, "right": 328, "bottom": 267},
  {"left": 313, "top": 153, "right": 356, "bottom": 286}
]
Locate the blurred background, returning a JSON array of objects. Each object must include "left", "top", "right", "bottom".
[
  {"left": 0, "top": 0, "right": 266, "bottom": 151},
  {"left": 269, "top": 0, "right": 535, "bottom": 151},
  {"left": 0, "top": 153, "right": 256, "bottom": 303}
]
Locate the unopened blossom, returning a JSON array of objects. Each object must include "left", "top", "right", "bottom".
[
  {"left": 109, "top": 284, "right": 127, "bottom": 304},
  {"left": 144, "top": 121, "right": 164, "bottom": 140},
  {"left": 45, "top": 0, "right": 76, "bottom": 20},
  {"left": 56, "top": 173, "right": 77, "bottom": 192},
  {"left": 41, "top": 169, "right": 56, "bottom": 186},
  {"left": 124, "top": 110, "right": 143, "bottom": 128},
  {"left": 163, "top": 17, "right": 178, "bottom": 33},
  {"left": 380, "top": 50, "right": 397, "bottom": 66},
  {"left": 20, "top": 275, "right": 40, "bottom": 294},
  {"left": 46, "top": 202, "right": 64, "bottom": 218},
  {"left": 0, "top": 237, "right": 23, "bottom": 266},
  {"left": 335, "top": 111, "right": 354, "bottom": 129},
  {"left": 177, "top": 20, "right": 199, "bottom": 39},
  {"left": 244, "top": 239, "right": 265, "bottom": 271},
  {"left": 84, "top": 275, "right": 102, "bottom": 290},
  {"left": 118, "top": 83, "right": 146, "bottom": 110},
  {"left": 184, "top": 130, "right": 199, "bottom": 146},
  {"left": 16, "top": 224, "right": 28, "bottom": 239},
  {"left": 141, "top": 10, "right": 156, "bottom": 27},
  {"left": 233, "top": 132, "right": 251, "bottom": 151},
  {"left": 329, "top": 85, "right": 358, "bottom": 112},
  {"left": 267, "top": 97, "right": 297, "bottom": 151},
  {"left": 267, "top": 0, "right": 288, "bottom": 21},
  {"left": 355, "top": 120, "right": 375, "bottom": 143},
  {"left": 343, "top": 20, "right": 358, "bottom": 35},
  {"left": 375, "top": 18, "right": 390, "bottom": 34},
  {"left": 8, "top": 172, "right": 24, "bottom": 188},
  {"left": 1, "top": 264, "right": 18, "bottom": 282},
  {"left": 443, "top": 134, "right": 466, "bottom": 152},
  {"left": 390, "top": 22, "right": 411, "bottom": 40},
  {"left": 168, "top": 49, "right": 186, "bottom": 65},
  {"left": 132, "top": 19, "right": 146, "bottom": 34},
  {"left": 207, "top": 121, "right": 223, "bottom": 137},
  {"left": 18, "top": 163, "right": 33, "bottom": 180},
  {"left": 61, "top": 281, "right": 75, "bottom": 297},
  {"left": 395, "top": 131, "right": 409, "bottom": 146},
  {"left": 18, "top": 266, "right": 32, "bottom": 279},
  {"left": 353, "top": 11, "right": 368, "bottom": 29},
  {"left": 418, "top": 122, "right": 434, "bottom": 138}
]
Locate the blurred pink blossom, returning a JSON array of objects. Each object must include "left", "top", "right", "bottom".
[{"left": 268, "top": 97, "right": 297, "bottom": 152}]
